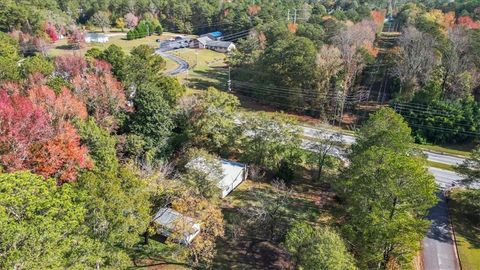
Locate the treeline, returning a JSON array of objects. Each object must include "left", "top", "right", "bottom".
[
  {"left": 391, "top": 3, "right": 480, "bottom": 143},
  {"left": 230, "top": 5, "right": 384, "bottom": 118},
  {"left": 0, "top": 0, "right": 392, "bottom": 35},
  {"left": 229, "top": 0, "right": 480, "bottom": 144}
]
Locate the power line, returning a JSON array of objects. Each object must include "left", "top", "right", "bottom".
[{"left": 231, "top": 80, "right": 359, "bottom": 100}]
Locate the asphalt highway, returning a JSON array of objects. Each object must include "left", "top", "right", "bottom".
[
  {"left": 301, "top": 125, "right": 466, "bottom": 166},
  {"left": 300, "top": 126, "right": 466, "bottom": 270}
]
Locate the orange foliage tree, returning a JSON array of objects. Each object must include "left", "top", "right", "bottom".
[
  {"left": 31, "top": 122, "right": 91, "bottom": 183},
  {"left": 171, "top": 192, "right": 224, "bottom": 265},
  {"left": 27, "top": 85, "right": 88, "bottom": 122},
  {"left": 371, "top": 10, "right": 385, "bottom": 33},
  {"left": 287, "top": 23, "right": 298, "bottom": 33},
  {"left": 457, "top": 16, "right": 480, "bottom": 29},
  {"left": 247, "top": 5, "right": 261, "bottom": 17},
  {"left": 0, "top": 90, "right": 91, "bottom": 183}
]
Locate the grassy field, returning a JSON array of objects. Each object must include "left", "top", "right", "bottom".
[
  {"left": 426, "top": 160, "right": 455, "bottom": 171},
  {"left": 449, "top": 189, "right": 480, "bottom": 270},
  {"left": 47, "top": 32, "right": 193, "bottom": 57},
  {"left": 417, "top": 144, "right": 471, "bottom": 157},
  {"left": 168, "top": 48, "right": 227, "bottom": 88}
]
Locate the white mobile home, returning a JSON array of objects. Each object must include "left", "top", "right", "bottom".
[
  {"left": 218, "top": 160, "right": 247, "bottom": 198},
  {"left": 186, "top": 157, "right": 247, "bottom": 198},
  {"left": 152, "top": 208, "right": 201, "bottom": 245},
  {"left": 85, "top": 33, "right": 109, "bottom": 43}
]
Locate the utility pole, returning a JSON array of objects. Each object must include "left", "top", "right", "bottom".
[
  {"left": 195, "top": 49, "right": 198, "bottom": 69},
  {"left": 228, "top": 66, "right": 232, "bottom": 92},
  {"left": 387, "top": 0, "right": 394, "bottom": 18}
]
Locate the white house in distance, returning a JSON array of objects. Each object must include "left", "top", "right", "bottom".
[
  {"left": 189, "top": 33, "right": 236, "bottom": 53},
  {"left": 85, "top": 33, "right": 109, "bottom": 43},
  {"left": 152, "top": 208, "right": 201, "bottom": 245},
  {"left": 205, "top": 40, "right": 236, "bottom": 53},
  {"left": 186, "top": 157, "right": 248, "bottom": 198}
]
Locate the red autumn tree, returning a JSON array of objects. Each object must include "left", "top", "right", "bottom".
[
  {"left": 457, "top": 16, "right": 480, "bottom": 29},
  {"left": 45, "top": 22, "right": 59, "bottom": 42},
  {"left": 27, "top": 85, "right": 88, "bottom": 122},
  {"left": 67, "top": 28, "right": 86, "bottom": 49},
  {"left": 124, "top": 12, "right": 139, "bottom": 28},
  {"left": 91, "top": 59, "right": 113, "bottom": 75},
  {"left": 31, "top": 122, "right": 91, "bottom": 183},
  {"left": 0, "top": 91, "right": 91, "bottom": 183},
  {"left": 71, "top": 72, "right": 127, "bottom": 130},
  {"left": 0, "top": 81, "right": 21, "bottom": 95},
  {"left": 55, "top": 55, "right": 88, "bottom": 78},
  {"left": 0, "top": 91, "right": 52, "bottom": 170},
  {"left": 32, "top": 37, "right": 49, "bottom": 56}
]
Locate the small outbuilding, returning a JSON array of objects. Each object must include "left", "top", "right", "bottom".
[
  {"left": 218, "top": 159, "right": 247, "bottom": 197},
  {"left": 152, "top": 208, "right": 201, "bottom": 245},
  {"left": 205, "top": 40, "right": 236, "bottom": 53},
  {"left": 85, "top": 33, "right": 109, "bottom": 43},
  {"left": 186, "top": 157, "right": 247, "bottom": 198}
]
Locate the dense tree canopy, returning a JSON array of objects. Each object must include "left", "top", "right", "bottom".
[
  {"left": 0, "top": 172, "right": 89, "bottom": 269},
  {"left": 76, "top": 167, "right": 151, "bottom": 267},
  {"left": 353, "top": 107, "right": 414, "bottom": 154},
  {"left": 285, "top": 222, "right": 356, "bottom": 270},
  {"left": 337, "top": 108, "right": 438, "bottom": 269},
  {"left": 179, "top": 87, "right": 240, "bottom": 154}
]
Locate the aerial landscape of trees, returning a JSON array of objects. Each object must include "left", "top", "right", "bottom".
[{"left": 0, "top": 0, "right": 479, "bottom": 269}]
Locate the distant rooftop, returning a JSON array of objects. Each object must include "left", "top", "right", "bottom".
[
  {"left": 206, "top": 40, "right": 235, "bottom": 49},
  {"left": 197, "top": 36, "right": 213, "bottom": 45},
  {"left": 207, "top": 31, "right": 223, "bottom": 38}
]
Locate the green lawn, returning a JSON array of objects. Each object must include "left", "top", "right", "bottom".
[
  {"left": 417, "top": 144, "right": 471, "bottom": 157},
  {"left": 48, "top": 32, "right": 194, "bottom": 57},
  {"left": 449, "top": 189, "right": 480, "bottom": 270},
  {"left": 426, "top": 160, "right": 455, "bottom": 171},
  {"left": 168, "top": 48, "right": 228, "bottom": 89}
]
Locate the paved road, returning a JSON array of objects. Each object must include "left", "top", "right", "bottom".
[
  {"left": 422, "top": 192, "right": 460, "bottom": 270},
  {"left": 300, "top": 129, "right": 465, "bottom": 270},
  {"left": 301, "top": 125, "right": 466, "bottom": 166},
  {"left": 426, "top": 152, "right": 465, "bottom": 167},
  {"left": 156, "top": 50, "right": 189, "bottom": 76},
  {"left": 428, "top": 168, "right": 464, "bottom": 189}
]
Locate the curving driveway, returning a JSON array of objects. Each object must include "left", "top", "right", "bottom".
[{"left": 156, "top": 50, "right": 189, "bottom": 76}]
